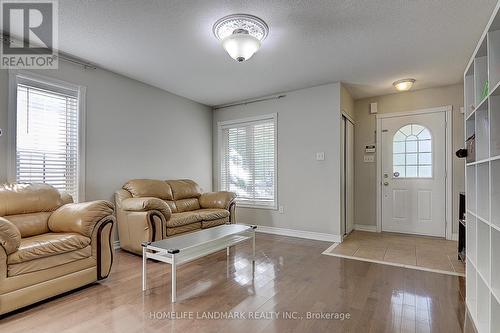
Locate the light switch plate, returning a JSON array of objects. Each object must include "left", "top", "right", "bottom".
[
  {"left": 364, "top": 155, "right": 375, "bottom": 163},
  {"left": 278, "top": 206, "right": 284, "bottom": 214},
  {"left": 316, "top": 152, "right": 325, "bottom": 161}
]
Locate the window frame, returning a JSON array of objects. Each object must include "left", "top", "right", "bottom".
[
  {"left": 217, "top": 113, "right": 278, "bottom": 210},
  {"left": 392, "top": 123, "right": 433, "bottom": 179},
  {"left": 7, "top": 70, "right": 86, "bottom": 202}
]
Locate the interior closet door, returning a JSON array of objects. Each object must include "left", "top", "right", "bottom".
[
  {"left": 341, "top": 116, "right": 355, "bottom": 236},
  {"left": 345, "top": 119, "right": 354, "bottom": 234},
  {"left": 340, "top": 117, "right": 346, "bottom": 236}
]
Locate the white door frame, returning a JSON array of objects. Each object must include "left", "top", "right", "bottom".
[{"left": 376, "top": 105, "right": 453, "bottom": 240}]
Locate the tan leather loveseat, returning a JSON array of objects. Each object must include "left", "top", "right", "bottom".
[
  {"left": 0, "top": 183, "right": 115, "bottom": 315},
  {"left": 115, "top": 179, "right": 236, "bottom": 255}
]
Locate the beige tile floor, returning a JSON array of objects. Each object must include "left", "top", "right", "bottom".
[{"left": 325, "top": 230, "right": 465, "bottom": 275}]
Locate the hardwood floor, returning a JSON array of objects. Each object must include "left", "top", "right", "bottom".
[{"left": 0, "top": 233, "right": 471, "bottom": 332}]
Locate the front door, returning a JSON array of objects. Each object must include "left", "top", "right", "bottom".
[{"left": 381, "top": 111, "right": 446, "bottom": 237}]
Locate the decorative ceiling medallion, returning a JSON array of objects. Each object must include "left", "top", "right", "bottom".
[
  {"left": 213, "top": 14, "right": 269, "bottom": 62},
  {"left": 213, "top": 14, "right": 269, "bottom": 42}
]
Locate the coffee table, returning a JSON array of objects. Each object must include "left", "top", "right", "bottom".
[{"left": 141, "top": 224, "right": 256, "bottom": 302}]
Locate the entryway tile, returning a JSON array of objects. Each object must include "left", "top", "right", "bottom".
[{"left": 354, "top": 246, "right": 387, "bottom": 260}]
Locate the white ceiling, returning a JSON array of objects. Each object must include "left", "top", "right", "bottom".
[{"left": 58, "top": 0, "right": 497, "bottom": 106}]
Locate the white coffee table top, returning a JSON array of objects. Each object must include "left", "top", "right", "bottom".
[{"left": 145, "top": 224, "right": 254, "bottom": 253}]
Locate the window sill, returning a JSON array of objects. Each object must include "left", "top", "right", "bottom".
[{"left": 236, "top": 204, "right": 278, "bottom": 211}]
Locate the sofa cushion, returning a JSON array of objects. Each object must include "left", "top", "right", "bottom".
[
  {"left": 166, "top": 222, "right": 201, "bottom": 236},
  {"left": 167, "top": 212, "right": 202, "bottom": 228},
  {"left": 8, "top": 233, "right": 91, "bottom": 264},
  {"left": 0, "top": 183, "right": 64, "bottom": 216},
  {"left": 175, "top": 198, "right": 200, "bottom": 213},
  {"left": 120, "top": 197, "right": 171, "bottom": 221},
  {"left": 123, "top": 179, "right": 173, "bottom": 200},
  {"left": 5, "top": 212, "right": 52, "bottom": 238},
  {"left": 166, "top": 180, "right": 201, "bottom": 200},
  {"left": 8, "top": 246, "right": 91, "bottom": 276},
  {"left": 48, "top": 201, "right": 114, "bottom": 237},
  {"left": 197, "top": 209, "right": 230, "bottom": 221},
  {"left": 164, "top": 200, "right": 177, "bottom": 213},
  {"left": 199, "top": 192, "right": 236, "bottom": 209},
  {"left": 0, "top": 217, "right": 21, "bottom": 254},
  {"left": 201, "top": 217, "right": 229, "bottom": 229}
]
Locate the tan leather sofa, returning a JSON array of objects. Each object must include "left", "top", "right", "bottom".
[
  {"left": 0, "top": 183, "right": 115, "bottom": 315},
  {"left": 115, "top": 179, "right": 236, "bottom": 255}
]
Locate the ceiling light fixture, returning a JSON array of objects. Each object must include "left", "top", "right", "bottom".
[
  {"left": 393, "top": 78, "right": 416, "bottom": 91},
  {"left": 213, "top": 14, "right": 269, "bottom": 62}
]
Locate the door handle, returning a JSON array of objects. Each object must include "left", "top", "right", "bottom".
[{"left": 383, "top": 182, "right": 389, "bottom": 186}]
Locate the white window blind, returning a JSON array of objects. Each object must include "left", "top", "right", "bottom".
[
  {"left": 219, "top": 115, "right": 277, "bottom": 208},
  {"left": 15, "top": 76, "right": 80, "bottom": 200}
]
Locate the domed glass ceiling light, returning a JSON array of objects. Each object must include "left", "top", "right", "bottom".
[
  {"left": 213, "top": 14, "right": 269, "bottom": 62},
  {"left": 393, "top": 78, "right": 416, "bottom": 91}
]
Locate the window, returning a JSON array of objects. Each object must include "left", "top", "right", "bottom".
[
  {"left": 219, "top": 114, "right": 277, "bottom": 208},
  {"left": 10, "top": 73, "right": 85, "bottom": 201},
  {"left": 393, "top": 124, "right": 432, "bottom": 178}
]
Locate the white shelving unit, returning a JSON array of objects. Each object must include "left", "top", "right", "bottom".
[
  {"left": 467, "top": 212, "right": 477, "bottom": 265},
  {"left": 492, "top": 160, "right": 500, "bottom": 228},
  {"left": 489, "top": 95, "right": 500, "bottom": 157},
  {"left": 467, "top": 258, "right": 478, "bottom": 323},
  {"left": 492, "top": 228, "right": 500, "bottom": 298},
  {"left": 477, "top": 163, "right": 490, "bottom": 221},
  {"left": 492, "top": 295, "right": 500, "bottom": 333},
  {"left": 464, "top": 2, "right": 500, "bottom": 332}
]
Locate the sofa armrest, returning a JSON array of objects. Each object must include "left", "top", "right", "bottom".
[
  {"left": 90, "top": 216, "right": 115, "bottom": 280},
  {"left": 121, "top": 197, "right": 171, "bottom": 221},
  {"left": 59, "top": 191, "right": 74, "bottom": 205},
  {"left": 0, "top": 217, "right": 21, "bottom": 255},
  {"left": 48, "top": 201, "right": 114, "bottom": 237},
  {"left": 199, "top": 191, "right": 236, "bottom": 210}
]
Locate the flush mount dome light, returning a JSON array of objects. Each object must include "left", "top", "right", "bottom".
[
  {"left": 393, "top": 78, "right": 416, "bottom": 91},
  {"left": 213, "top": 14, "right": 269, "bottom": 62}
]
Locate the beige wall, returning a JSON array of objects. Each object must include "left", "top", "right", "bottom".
[
  {"left": 213, "top": 83, "right": 342, "bottom": 238},
  {"left": 0, "top": 63, "right": 213, "bottom": 202},
  {"left": 353, "top": 84, "right": 464, "bottom": 233},
  {"left": 341, "top": 84, "right": 355, "bottom": 120}
]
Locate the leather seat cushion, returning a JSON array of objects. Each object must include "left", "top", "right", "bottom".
[
  {"left": 174, "top": 198, "right": 200, "bottom": 213},
  {"left": 167, "top": 209, "right": 229, "bottom": 228},
  {"left": 197, "top": 209, "right": 230, "bottom": 221},
  {"left": 4, "top": 212, "right": 52, "bottom": 238},
  {"left": 164, "top": 200, "right": 177, "bottom": 213},
  {"left": 201, "top": 217, "right": 229, "bottom": 229},
  {"left": 8, "top": 233, "right": 91, "bottom": 264},
  {"left": 8, "top": 246, "right": 92, "bottom": 276},
  {"left": 167, "top": 212, "right": 202, "bottom": 228},
  {"left": 0, "top": 183, "right": 64, "bottom": 216},
  {"left": 166, "top": 180, "right": 202, "bottom": 200},
  {"left": 123, "top": 179, "right": 173, "bottom": 200},
  {"left": 166, "top": 222, "right": 201, "bottom": 236}
]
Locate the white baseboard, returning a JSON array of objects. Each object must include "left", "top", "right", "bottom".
[
  {"left": 112, "top": 226, "right": 341, "bottom": 248},
  {"left": 251, "top": 225, "right": 342, "bottom": 243},
  {"left": 353, "top": 224, "right": 378, "bottom": 232},
  {"left": 352, "top": 224, "right": 459, "bottom": 241},
  {"left": 112, "top": 228, "right": 454, "bottom": 248}
]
